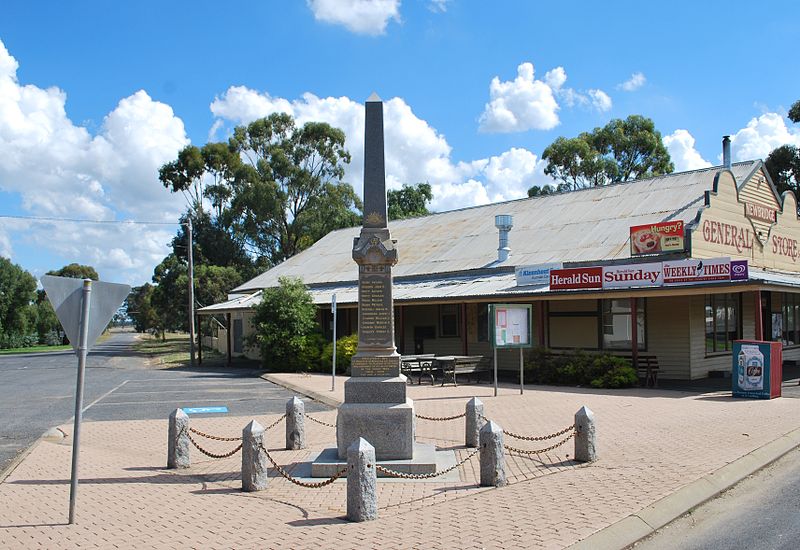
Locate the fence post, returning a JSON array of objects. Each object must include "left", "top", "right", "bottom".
[
  {"left": 347, "top": 437, "right": 377, "bottom": 522},
  {"left": 479, "top": 420, "right": 506, "bottom": 487},
  {"left": 167, "top": 408, "right": 190, "bottom": 469},
  {"left": 242, "top": 420, "right": 268, "bottom": 492},
  {"left": 574, "top": 406, "right": 597, "bottom": 463},
  {"left": 286, "top": 396, "right": 306, "bottom": 450},
  {"left": 465, "top": 397, "right": 486, "bottom": 448}
]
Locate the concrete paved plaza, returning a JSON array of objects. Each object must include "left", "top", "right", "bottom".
[{"left": 2, "top": 373, "right": 800, "bottom": 549}]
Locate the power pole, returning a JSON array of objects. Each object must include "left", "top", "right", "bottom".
[{"left": 187, "top": 218, "right": 196, "bottom": 368}]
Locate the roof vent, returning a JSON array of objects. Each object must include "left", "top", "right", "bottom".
[
  {"left": 495, "top": 214, "right": 513, "bottom": 263},
  {"left": 722, "top": 135, "right": 731, "bottom": 169}
]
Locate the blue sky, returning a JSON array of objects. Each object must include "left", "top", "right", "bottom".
[{"left": 1, "top": 0, "right": 799, "bottom": 286}]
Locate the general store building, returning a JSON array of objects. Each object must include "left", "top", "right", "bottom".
[{"left": 200, "top": 153, "right": 800, "bottom": 381}]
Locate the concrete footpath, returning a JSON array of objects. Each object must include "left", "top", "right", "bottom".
[{"left": 2, "top": 374, "right": 800, "bottom": 549}]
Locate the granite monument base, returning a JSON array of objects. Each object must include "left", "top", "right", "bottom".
[
  {"left": 337, "top": 398, "right": 415, "bottom": 460},
  {"left": 312, "top": 442, "right": 449, "bottom": 477}
]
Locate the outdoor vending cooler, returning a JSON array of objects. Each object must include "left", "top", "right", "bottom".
[{"left": 732, "top": 340, "right": 782, "bottom": 399}]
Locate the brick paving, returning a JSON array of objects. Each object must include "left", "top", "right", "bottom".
[{"left": 2, "top": 374, "right": 800, "bottom": 549}]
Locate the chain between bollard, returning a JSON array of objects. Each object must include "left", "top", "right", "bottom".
[
  {"left": 503, "top": 431, "right": 575, "bottom": 456},
  {"left": 188, "top": 427, "right": 243, "bottom": 442},
  {"left": 306, "top": 415, "right": 336, "bottom": 428},
  {"left": 374, "top": 448, "right": 479, "bottom": 479},
  {"left": 415, "top": 412, "right": 467, "bottom": 422},
  {"left": 503, "top": 423, "right": 576, "bottom": 442},
  {"left": 184, "top": 429, "right": 244, "bottom": 459},
  {"left": 259, "top": 442, "right": 345, "bottom": 488},
  {"left": 264, "top": 413, "right": 287, "bottom": 431}
]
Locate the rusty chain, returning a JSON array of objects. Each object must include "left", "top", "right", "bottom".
[
  {"left": 503, "top": 431, "right": 575, "bottom": 456},
  {"left": 415, "top": 412, "right": 467, "bottom": 422},
  {"left": 258, "top": 442, "right": 346, "bottom": 488},
  {"left": 375, "top": 448, "right": 479, "bottom": 480},
  {"left": 186, "top": 413, "right": 286, "bottom": 443},
  {"left": 188, "top": 427, "right": 242, "bottom": 442},
  {"left": 479, "top": 413, "right": 575, "bottom": 442},
  {"left": 305, "top": 415, "right": 336, "bottom": 428},
  {"left": 185, "top": 429, "right": 243, "bottom": 459}
]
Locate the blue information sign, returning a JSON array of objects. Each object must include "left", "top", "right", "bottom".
[{"left": 182, "top": 406, "right": 229, "bottom": 414}]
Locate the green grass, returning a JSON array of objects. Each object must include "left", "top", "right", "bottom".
[
  {"left": 0, "top": 344, "right": 72, "bottom": 355},
  {"left": 134, "top": 332, "right": 223, "bottom": 368}
]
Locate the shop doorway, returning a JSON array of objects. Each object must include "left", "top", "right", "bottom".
[{"left": 413, "top": 326, "right": 436, "bottom": 354}]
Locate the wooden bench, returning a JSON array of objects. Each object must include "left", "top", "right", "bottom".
[
  {"left": 613, "top": 354, "right": 659, "bottom": 387},
  {"left": 631, "top": 355, "right": 659, "bottom": 387},
  {"left": 436, "top": 355, "right": 490, "bottom": 386}
]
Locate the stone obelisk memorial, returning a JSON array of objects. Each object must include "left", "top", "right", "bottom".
[{"left": 336, "top": 93, "right": 415, "bottom": 460}]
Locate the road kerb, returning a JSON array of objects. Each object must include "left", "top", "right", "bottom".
[
  {"left": 567, "top": 426, "right": 800, "bottom": 549},
  {"left": 260, "top": 373, "right": 342, "bottom": 408},
  {"left": 0, "top": 436, "right": 44, "bottom": 484}
]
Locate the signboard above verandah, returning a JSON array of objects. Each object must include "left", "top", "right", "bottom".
[
  {"left": 549, "top": 258, "right": 749, "bottom": 291},
  {"left": 630, "top": 220, "right": 685, "bottom": 256}
]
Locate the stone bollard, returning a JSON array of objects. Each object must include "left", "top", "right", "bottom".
[
  {"left": 479, "top": 420, "right": 506, "bottom": 487},
  {"left": 574, "top": 406, "right": 597, "bottom": 463},
  {"left": 167, "top": 408, "right": 190, "bottom": 469},
  {"left": 286, "top": 396, "right": 306, "bottom": 450},
  {"left": 242, "top": 420, "right": 269, "bottom": 492},
  {"left": 465, "top": 397, "right": 486, "bottom": 448},
  {"left": 347, "top": 438, "right": 377, "bottom": 522}
]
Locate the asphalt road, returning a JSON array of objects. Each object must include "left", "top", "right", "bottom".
[
  {"left": 0, "top": 331, "right": 329, "bottom": 473},
  {"left": 635, "top": 446, "right": 800, "bottom": 550}
]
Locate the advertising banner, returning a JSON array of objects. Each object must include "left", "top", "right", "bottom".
[
  {"left": 515, "top": 262, "right": 562, "bottom": 286},
  {"left": 602, "top": 262, "right": 663, "bottom": 289},
  {"left": 491, "top": 304, "right": 532, "bottom": 348},
  {"left": 730, "top": 259, "right": 749, "bottom": 281},
  {"left": 630, "top": 220, "right": 685, "bottom": 255},
  {"left": 662, "top": 258, "right": 731, "bottom": 285},
  {"left": 549, "top": 267, "right": 603, "bottom": 290},
  {"left": 732, "top": 340, "right": 782, "bottom": 399}
]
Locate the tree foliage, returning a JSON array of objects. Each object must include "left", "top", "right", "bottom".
[
  {"left": 46, "top": 263, "right": 99, "bottom": 280},
  {"left": 789, "top": 100, "right": 800, "bottom": 124},
  {"left": 0, "top": 257, "right": 37, "bottom": 341},
  {"left": 249, "top": 277, "right": 317, "bottom": 370},
  {"left": 542, "top": 115, "right": 673, "bottom": 190},
  {"left": 765, "top": 145, "right": 800, "bottom": 196},
  {"left": 388, "top": 183, "right": 433, "bottom": 220}
]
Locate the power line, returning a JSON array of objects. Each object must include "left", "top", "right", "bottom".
[{"left": 0, "top": 214, "right": 182, "bottom": 226}]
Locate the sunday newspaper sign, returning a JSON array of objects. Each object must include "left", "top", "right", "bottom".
[{"left": 549, "top": 258, "right": 748, "bottom": 291}]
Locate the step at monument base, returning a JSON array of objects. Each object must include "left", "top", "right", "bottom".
[{"left": 310, "top": 442, "right": 454, "bottom": 478}]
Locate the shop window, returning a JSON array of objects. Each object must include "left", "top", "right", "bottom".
[
  {"left": 477, "top": 304, "right": 488, "bottom": 342},
  {"left": 705, "top": 294, "right": 740, "bottom": 353},
  {"left": 782, "top": 293, "right": 800, "bottom": 346},
  {"left": 601, "top": 299, "right": 646, "bottom": 350},
  {"left": 439, "top": 304, "right": 460, "bottom": 338}
]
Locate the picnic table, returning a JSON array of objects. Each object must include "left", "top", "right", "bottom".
[
  {"left": 400, "top": 354, "right": 437, "bottom": 385},
  {"left": 434, "top": 355, "right": 489, "bottom": 386}
]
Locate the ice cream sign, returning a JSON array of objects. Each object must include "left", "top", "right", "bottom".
[{"left": 629, "top": 221, "right": 685, "bottom": 256}]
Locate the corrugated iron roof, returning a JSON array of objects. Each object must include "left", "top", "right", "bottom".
[{"left": 233, "top": 162, "right": 759, "bottom": 293}]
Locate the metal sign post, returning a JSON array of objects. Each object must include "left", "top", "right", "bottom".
[
  {"left": 489, "top": 303, "right": 533, "bottom": 398},
  {"left": 519, "top": 347, "right": 524, "bottom": 395},
  {"left": 41, "top": 275, "right": 131, "bottom": 525},
  {"left": 68, "top": 280, "right": 92, "bottom": 524},
  {"left": 331, "top": 294, "right": 337, "bottom": 391}
]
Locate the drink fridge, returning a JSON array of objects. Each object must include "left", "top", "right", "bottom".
[{"left": 732, "top": 340, "right": 782, "bottom": 399}]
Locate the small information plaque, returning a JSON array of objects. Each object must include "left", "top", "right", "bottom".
[{"left": 351, "top": 354, "right": 401, "bottom": 377}]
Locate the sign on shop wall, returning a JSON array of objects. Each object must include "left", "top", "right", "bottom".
[
  {"left": 629, "top": 220, "right": 685, "bottom": 255},
  {"left": 692, "top": 169, "right": 800, "bottom": 270}
]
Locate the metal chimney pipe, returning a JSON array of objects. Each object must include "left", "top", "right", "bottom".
[
  {"left": 495, "top": 214, "right": 513, "bottom": 262},
  {"left": 722, "top": 135, "right": 731, "bottom": 169}
]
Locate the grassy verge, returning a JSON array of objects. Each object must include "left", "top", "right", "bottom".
[
  {"left": 0, "top": 331, "right": 113, "bottom": 355},
  {"left": 134, "top": 332, "right": 224, "bottom": 368}
]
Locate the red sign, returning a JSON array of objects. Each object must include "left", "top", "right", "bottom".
[
  {"left": 549, "top": 267, "right": 603, "bottom": 290},
  {"left": 745, "top": 202, "right": 777, "bottom": 224},
  {"left": 630, "top": 220, "right": 685, "bottom": 255}
]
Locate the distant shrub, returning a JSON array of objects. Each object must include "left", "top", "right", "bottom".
[
  {"left": 525, "top": 348, "right": 638, "bottom": 389},
  {"left": 320, "top": 334, "right": 358, "bottom": 375}
]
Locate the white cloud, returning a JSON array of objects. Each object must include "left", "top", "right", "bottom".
[
  {"left": 478, "top": 62, "right": 561, "bottom": 133},
  {"left": 618, "top": 72, "right": 646, "bottom": 92},
  {"left": 730, "top": 112, "right": 800, "bottom": 161},
  {"left": 663, "top": 129, "right": 712, "bottom": 171},
  {"left": 0, "top": 228, "right": 12, "bottom": 259},
  {"left": 0, "top": 39, "right": 189, "bottom": 285},
  {"left": 307, "top": 0, "right": 401, "bottom": 36},
  {"left": 478, "top": 63, "right": 612, "bottom": 133},
  {"left": 427, "top": 0, "right": 449, "bottom": 12},
  {"left": 587, "top": 89, "right": 612, "bottom": 112},
  {"left": 210, "top": 87, "right": 555, "bottom": 212}
]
